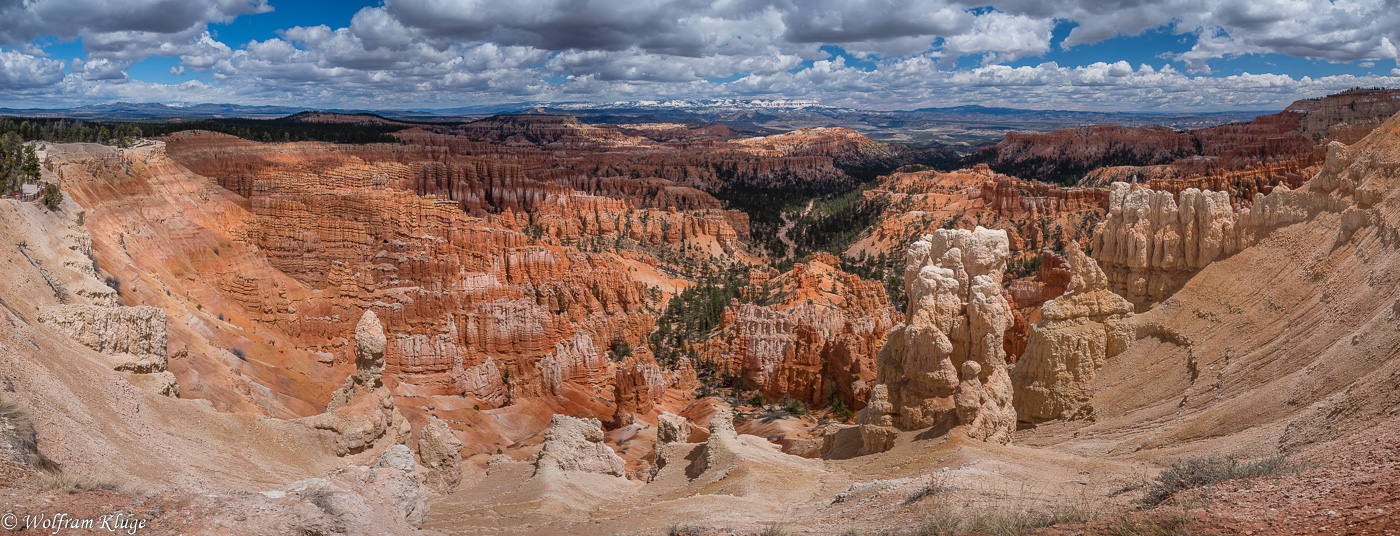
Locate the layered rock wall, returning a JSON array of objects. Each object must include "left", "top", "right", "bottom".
[
  {"left": 979, "top": 176, "right": 1108, "bottom": 218},
  {"left": 37, "top": 305, "right": 168, "bottom": 370},
  {"left": 702, "top": 257, "right": 901, "bottom": 409},
  {"left": 165, "top": 133, "right": 670, "bottom": 405},
  {"left": 613, "top": 355, "right": 667, "bottom": 420}
]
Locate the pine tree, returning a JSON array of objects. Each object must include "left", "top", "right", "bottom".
[
  {"left": 21, "top": 144, "right": 40, "bottom": 181},
  {"left": 41, "top": 183, "right": 62, "bottom": 210},
  {"left": 0, "top": 132, "right": 21, "bottom": 194}
]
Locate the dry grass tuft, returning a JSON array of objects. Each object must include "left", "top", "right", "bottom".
[
  {"left": 0, "top": 394, "right": 57, "bottom": 472},
  {"left": 1139, "top": 454, "right": 1314, "bottom": 506},
  {"left": 38, "top": 469, "right": 121, "bottom": 494},
  {"left": 909, "top": 502, "right": 1098, "bottom": 536}
]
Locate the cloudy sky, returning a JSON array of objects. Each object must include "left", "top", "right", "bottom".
[{"left": 1, "top": 0, "right": 1399, "bottom": 111}]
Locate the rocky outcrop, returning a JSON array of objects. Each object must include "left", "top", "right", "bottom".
[
  {"left": 304, "top": 312, "right": 411, "bottom": 456},
  {"left": 699, "top": 408, "right": 742, "bottom": 473},
  {"left": 1011, "top": 242, "right": 1135, "bottom": 422},
  {"left": 703, "top": 257, "right": 900, "bottom": 409},
  {"left": 723, "top": 303, "right": 846, "bottom": 402},
  {"left": 532, "top": 414, "right": 625, "bottom": 477},
  {"left": 613, "top": 355, "right": 667, "bottom": 421},
  {"left": 452, "top": 357, "right": 509, "bottom": 407},
  {"left": 873, "top": 228, "right": 1017, "bottom": 444},
  {"left": 1290, "top": 88, "right": 1400, "bottom": 142},
  {"left": 37, "top": 304, "right": 179, "bottom": 396},
  {"left": 979, "top": 176, "right": 1107, "bottom": 219},
  {"left": 272, "top": 444, "right": 428, "bottom": 530},
  {"left": 417, "top": 415, "right": 464, "bottom": 493},
  {"left": 37, "top": 305, "right": 168, "bottom": 373},
  {"left": 1091, "top": 181, "right": 1315, "bottom": 308},
  {"left": 972, "top": 111, "right": 1315, "bottom": 184},
  {"left": 354, "top": 311, "right": 387, "bottom": 384},
  {"left": 368, "top": 445, "right": 429, "bottom": 527},
  {"left": 854, "top": 384, "right": 898, "bottom": 454},
  {"left": 656, "top": 412, "right": 688, "bottom": 446},
  {"left": 649, "top": 412, "right": 688, "bottom": 481}
]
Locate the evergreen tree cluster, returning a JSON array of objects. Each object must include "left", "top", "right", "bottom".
[
  {"left": 0, "top": 117, "right": 143, "bottom": 146},
  {"left": 0, "top": 132, "right": 41, "bottom": 197},
  {"left": 1006, "top": 253, "right": 1043, "bottom": 279},
  {"left": 136, "top": 116, "right": 404, "bottom": 144},
  {"left": 787, "top": 185, "right": 888, "bottom": 259},
  {"left": 0, "top": 115, "right": 406, "bottom": 148},
  {"left": 648, "top": 263, "right": 750, "bottom": 370}
]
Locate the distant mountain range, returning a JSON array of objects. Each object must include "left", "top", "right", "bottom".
[
  {"left": 0, "top": 100, "right": 1271, "bottom": 147},
  {"left": 519, "top": 101, "right": 1269, "bottom": 146}
]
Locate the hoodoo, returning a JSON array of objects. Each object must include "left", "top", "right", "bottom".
[
  {"left": 1011, "top": 241, "right": 1138, "bottom": 421},
  {"left": 869, "top": 227, "right": 1017, "bottom": 446}
]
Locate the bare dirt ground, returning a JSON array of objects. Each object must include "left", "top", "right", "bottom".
[{"left": 1195, "top": 414, "right": 1400, "bottom": 535}]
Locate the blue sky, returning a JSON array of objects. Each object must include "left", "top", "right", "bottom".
[{"left": 0, "top": 0, "right": 1397, "bottom": 111}]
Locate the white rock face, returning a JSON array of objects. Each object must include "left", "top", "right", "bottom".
[
  {"left": 656, "top": 412, "right": 688, "bottom": 446},
  {"left": 855, "top": 384, "right": 897, "bottom": 454},
  {"left": 533, "top": 414, "right": 625, "bottom": 477},
  {"left": 279, "top": 444, "right": 429, "bottom": 529},
  {"left": 1012, "top": 242, "right": 1136, "bottom": 422},
  {"left": 417, "top": 415, "right": 464, "bottom": 493},
  {"left": 37, "top": 304, "right": 168, "bottom": 373},
  {"left": 36, "top": 304, "right": 178, "bottom": 396},
  {"left": 368, "top": 445, "right": 428, "bottom": 527},
  {"left": 650, "top": 412, "right": 689, "bottom": 481},
  {"left": 873, "top": 227, "right": 1017, "bottom": 445},
  {"left": 696, "top": 407, "right": 744, "bottom": 473},
  {"left": 1091, "top": 182, "right": 1317, "bottom": 307}
]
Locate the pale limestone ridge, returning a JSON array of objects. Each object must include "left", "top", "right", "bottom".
[
  {"left": 273, "top": 444, "right": 429, "bottom": 529},
  {"left": 649, "top": 412, "right": 688, "bottom": 481},
  {"left": 37, "top": 304, "right": 179, "bottom": 396},
  {"left": 37, "top": 304, "right": 168, "bottom": 371},
  {"left": 1091, "top": 178, "right": 1328, "bottom": 308}
]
